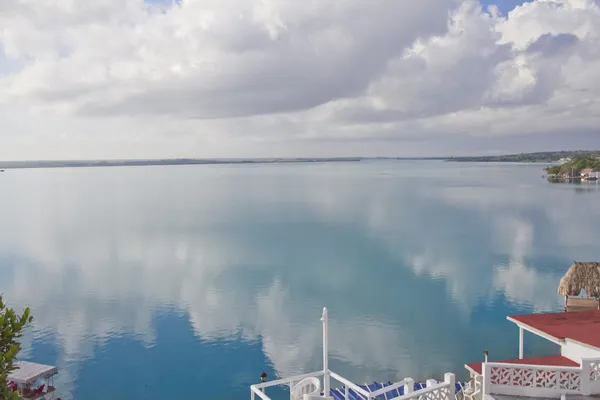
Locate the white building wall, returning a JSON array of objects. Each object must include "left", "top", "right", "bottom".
[{"left": 561, "top": 340, "right": 600, "bottom": 363}]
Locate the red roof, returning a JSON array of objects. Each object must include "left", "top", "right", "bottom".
[
  {"left": 465, "top": 355, "right": 579, "bottom": 375},
  {"left": 508, "top": 309, "right": 600, "bottom": 349}
]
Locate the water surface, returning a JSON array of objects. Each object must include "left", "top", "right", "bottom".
[{"left": 1, "top": 161, "right": 599, "bottom": 399}]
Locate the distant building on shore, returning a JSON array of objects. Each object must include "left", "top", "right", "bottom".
[
  {"left": 580, "top": 168, "right": 600, "bottom": 180},
  {"left": 558, "top": 157, "right": 572, "bottom": 164}
]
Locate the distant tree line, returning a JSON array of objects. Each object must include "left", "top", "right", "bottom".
[
  {"left": 448, "top": 150, "right": 600, "bottom": 163},
  {"left": 545, "top": 155, "right": 600, "bottom": 176}
]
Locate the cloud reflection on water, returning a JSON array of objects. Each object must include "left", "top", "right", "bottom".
[{"left": 0, "top": 163, "right": 599, "bottom": 397}]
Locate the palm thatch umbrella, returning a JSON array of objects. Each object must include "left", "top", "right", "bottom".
[{"left": 558, "top": 262, "right": 600, "bottom": 298}]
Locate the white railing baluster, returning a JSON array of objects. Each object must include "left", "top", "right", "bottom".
[
  {"left": 365, "top": 381, "right": 372, "bottom": 400},
  {"left": 404, "top": 377, "right": 414, "bottom": 396}
]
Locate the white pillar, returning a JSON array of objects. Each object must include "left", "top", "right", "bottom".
[
  {"left": 404, "top": 378, "right": 414, "bottom": 395},
  {"left": 321, "top": 307, "right": 330, "bottom": 397},
  {"left": 519, "top": 327, "right": 524, "bottom": 359},
  {"left": 482, "top": 363, "right": 489, "bottom": 396},
  {"left": 444, "top": 373, "right": 456, "bottom": 400},
  {"left": 581, "top": 359, "right": 591, "bottom": 396}
]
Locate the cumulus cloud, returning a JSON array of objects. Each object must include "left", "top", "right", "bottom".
[{"left": 1, "top": 0, "right": 600, "bottom": 157}]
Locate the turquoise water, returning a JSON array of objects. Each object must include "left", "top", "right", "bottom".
[{"left": 1, "top": 161, "right": 599, "bottom": 399}]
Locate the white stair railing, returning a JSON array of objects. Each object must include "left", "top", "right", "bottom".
[
  {"left": 457, "top": 376, "right": 481, "bottom": 400},
  {"left": 291, "top": 377, "right": 321, "bottom": 400}
]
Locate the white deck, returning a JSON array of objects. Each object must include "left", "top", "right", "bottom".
[{"left": 7, "top": 361, "right": 58, "bottom": 385}]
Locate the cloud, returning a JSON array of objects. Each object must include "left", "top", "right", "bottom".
[
  {"left": 1, "top": 0, "right": 448, "bottom": 119},
  {"left": 1, "top": 0, "right": 600, "bottom": 159}
]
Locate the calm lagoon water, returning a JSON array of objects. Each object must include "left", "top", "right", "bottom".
[{"left": 1, "top": 161, "right": 600, "bottom": 399}]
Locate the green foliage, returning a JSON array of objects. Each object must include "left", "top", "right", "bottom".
[
  {"left": 545, "top": 155, "right": 600, "bottom": 176},
  {"left": 448, "top": 150, "right": 600, "bottom": 163},
  {"left": 0, "top": 296, "right": 33, "bottom": 400}
]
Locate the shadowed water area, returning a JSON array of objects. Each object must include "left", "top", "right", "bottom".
[{"left": 1, "top": 161, "right": 599, "bottom": 399}]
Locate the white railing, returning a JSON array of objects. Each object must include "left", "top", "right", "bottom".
[
  {"left": 250, "top": 370, "right": 456, "bottom": 400},
  {"left": 395, "top": 374, "right": 455, "bottom": 400},
  {"left": 482, "top": 358, "right": 600, "bottom": 398},
  {"left": 457, "top": 376, "right": 481, "bottom": 400},
  {"left": 250, "top": 370, "right": 325, "bottom": 400},
  {"left": 328, "top": 370, "right": 371, "bottom": 399}
]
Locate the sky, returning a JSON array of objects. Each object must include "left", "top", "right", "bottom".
[{"left": 1, "top": 0, "right": 600, "bottom": 160}]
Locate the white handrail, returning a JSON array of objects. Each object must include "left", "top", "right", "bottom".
[
  {"left": 485, "top": 362, "right": 581, "bottom": 372},
  {"left": 251, "top": 371, "right": 325, "bottom": 389},
  {"left": 251, "top": 386, "right": 271, "bottom": 400},
  {"left": 395, "top": 381, "right": 450, "bottom": 400},
  {"left": 371, "top": 379, "right": 408, "bottom": 397},
  {"left": 329, "top": 370, "right": 371, "bottom": 398}
]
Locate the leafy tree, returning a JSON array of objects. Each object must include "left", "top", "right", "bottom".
[
  {"left": 545, "top": 155, "right": 600, "bottom": 177},
  {"left": 1, "top": 296, "right": 33, "bottom": 400}
]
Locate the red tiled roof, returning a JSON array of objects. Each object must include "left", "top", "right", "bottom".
[
  {"left": 465, "top": 355, "right": 579, "bottom": 375},
  {"left": 508, "top": 309, "right": 600, "bottom": 349}
]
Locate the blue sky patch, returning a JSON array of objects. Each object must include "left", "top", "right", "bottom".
[{"left": 480, "top": 0, "right": 530, "bottom": 14}]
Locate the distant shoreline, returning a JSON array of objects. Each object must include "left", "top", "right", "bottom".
[
  {"left": 444, "top": 150, "right": 600, "bottom": 163},
  {"left": 1, "top": 151, "right": 599, "bottom": 169},
  {"left": 0, "top": 158, "right": 364, "bottom": 169},
  {"left": 0, "top": 157, "right": 451, "bottom": 169}
]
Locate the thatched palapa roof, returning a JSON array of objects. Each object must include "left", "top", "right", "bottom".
[{"left": 558, "top": 262, "right": 600, "bottom": 298}]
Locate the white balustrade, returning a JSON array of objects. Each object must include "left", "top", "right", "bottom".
[
  {"left": 395, "top": 374, "right": 455, "bottom": 400},
  {"left": 482, "top": 358, "right": 600, "bottom": 398},
  {"left": 251, "top": 371, "right": 325, "bottom": 400},
  {"left": 251, "top": 371, "right": 456, "bottom": 400}
]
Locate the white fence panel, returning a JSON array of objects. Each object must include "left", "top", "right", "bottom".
[{"left": 483, "top": 362, "right": 581, "bottom": 398}]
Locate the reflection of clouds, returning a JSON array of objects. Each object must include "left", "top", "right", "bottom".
[
  {"left": 491, "top": 217, "right": 562, "bottom": 312},
  {"left": 424, "top": 171, "right": 600, "bottom": 311},
  {"left": 1, "top": 163, "right": 599, "bottom": 397},
  {"left": 494, "top": 262, "right": 562, "bottom": 312},
  {"left": 0, "top": 167, "right": 434, "bottom": 395},
  {"left": 436, "top": 177, "right": 600, "bottom": 253},
  {"left": 401, "top": 250, "right": 489, "bottom": 315}
]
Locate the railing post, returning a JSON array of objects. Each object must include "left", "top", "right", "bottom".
[
  {"left": 322, "top": 308, "right": 330, "bottom": 397},
  {"left": 482, "top": 363, "right": 489, "bottom": 396},
  {"left": 582, "top": 359, "right": 591, "bottom": 396},
  {"left": 289, "top": 382, "right": 293, "bottom": 400},
  {"left": 344, "top": 385, "right": 349, "bottom": 400},
  {"left": 251, "top": 390, "right": 255, "bottom": 400},
  {"left": 445, "top": 373, "right": 456, "bottom": 400},
  {"left": 519, "top": 327, "right": 524, "bottom": 359},
  {"left": 426, "top": 379, "right": 437, "bottom": 388},
  {"left": 404, "top": 378, "right": 414, "bottom": 396},
  {"left": 261, "top": 371, "right": 268, "bottom": 396}
]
